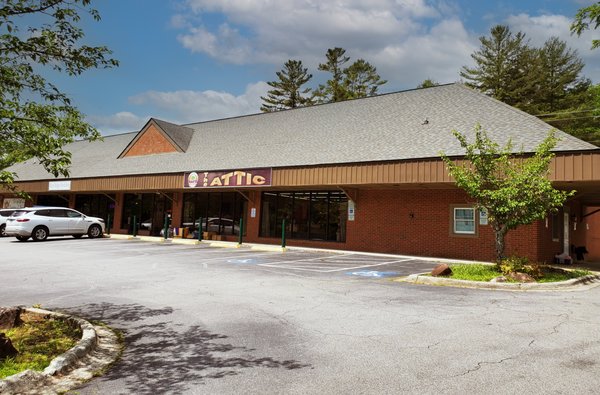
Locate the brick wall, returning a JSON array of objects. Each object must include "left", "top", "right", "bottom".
[{"left": 246, "top": 188, "right": 552, "bottom": 263}]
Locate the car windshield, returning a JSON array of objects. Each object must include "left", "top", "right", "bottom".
[
  {"left": 10, "top": 210, "right": 28, "bottom": 217},
  {"left": 0, "top": 210, "right": 15, "bottom": 217}
]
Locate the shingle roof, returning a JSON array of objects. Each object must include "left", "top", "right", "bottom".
[
  {"left": 9, "top": 83, "right": 597, "bottom": 182},
  {"left": 152, "top": 118, "right": 193, "bottom": 152}
]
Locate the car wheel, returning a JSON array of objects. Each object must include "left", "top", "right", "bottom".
[
  {"left": 0, "top": 224, "right": 5, "bottom": 237},
  {"left": 32, "top": 226, "right": 49, "bottom": 242},
  {"left": 73, "top": 234, "right": 83, "bottom": 239},
  {"left": 88, "top": 224, "right": 102, "bottom": 239},
  {"left": 16, "top": 235, "right": 29, "bottom": 242}
]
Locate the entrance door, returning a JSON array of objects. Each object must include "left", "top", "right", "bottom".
[{"left": 150, "top": 194, "right": 171, "bottom": 236}]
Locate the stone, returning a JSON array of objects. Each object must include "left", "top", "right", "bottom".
[
  {"left": 0, "top": 333, "right": 18, "bottom": 360},
  {"left": 0, "top": 307, "right": 21, "bottom": 330},
  {"left": 431, "top": 263, "right": 452, "bottom": 277},
  {"left": 507, "top": 272, "right": 536, "bottom": 283},
  {"left": 490, "top": 276, "right": 508, "bottom": 283}
]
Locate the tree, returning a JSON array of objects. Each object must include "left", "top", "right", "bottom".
[
  {"left": 343, "top": 59, "right": 387, "bottom": 99},
  {"left": 460, "top": 25, "right": 529, "bottom": 106},
  {"left": 0, "top": 0, "right": 118, "bottom": 189},
  {"left": 417, "top": 79, "right": 439, "bottom": 89},
  {"left": 440, "top": 125, "right": 574, "bottom": 261},
  {"left": 315, "top": 47, "right": 351, "bottom": 103},
  {"left": 571, "top": 2, "right": 600, "bottom": 49},
  {"left": 260, "top": 60, "right": 313, "bottom": 112}
]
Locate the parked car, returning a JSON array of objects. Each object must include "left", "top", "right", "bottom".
[
  {"left": 4, "top": 207, "right": 105, "bottom": 242},
  {"left": 0, "top": 209, "right": 18, "bottom": 237}
]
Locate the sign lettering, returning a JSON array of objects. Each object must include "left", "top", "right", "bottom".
[{"left": 184, "top": 168, "right": 272, "bottom": 188}]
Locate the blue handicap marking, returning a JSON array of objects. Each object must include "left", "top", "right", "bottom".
[
  {"left": 227, "top": 258, "right": 258, "bottom": 265},
  {"left": 347, "top": 270, "right": 398, "bottom": 278}
]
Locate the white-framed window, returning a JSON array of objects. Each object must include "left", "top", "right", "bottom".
[{"left": 454, "top": 207, "right": 476, "bottom": 234}]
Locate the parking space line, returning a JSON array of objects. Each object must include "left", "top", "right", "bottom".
[
  {"left": 258, "top": 258, "right": 413, "bottom": 273},
  {"left": 322, "top": 258, "right": 413, "bottom": 272}
]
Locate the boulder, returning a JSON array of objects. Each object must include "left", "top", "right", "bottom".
[
  {"left": 431, "top": 263, "right": 452, "bottom": 277},
  {"left": 0, "top": 333, "right": 18, "bottom": 360},
  {"left": 0, "top": 307, "right": 21, "bottom": 330},
  {"left": 507, "top": 272, "right": 536, "bottom": 283}
]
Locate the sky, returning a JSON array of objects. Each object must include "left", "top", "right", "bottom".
[{"left": 40, "top": 0, "right": 600, "bottom": 135}]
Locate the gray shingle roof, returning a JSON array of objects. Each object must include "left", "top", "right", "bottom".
[
  {"left": 9, "top": 83, "right": 597, "bottom": 182},
  {"left": 152, "top": 118, "right": 193, "bottom": 152}
]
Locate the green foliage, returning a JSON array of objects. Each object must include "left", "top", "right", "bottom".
[
  {"left": 571, "top": 2, "right": 600, "bottom": 49},
  {"left": 441, "top": 125, "right": 575, "bottom": 260},
  {"left": 260, "top": 59, "right": 314, "bottom": 112},
  {"left": 446, "top": 264, "right": 501, "bottom": 282},
  {"left": 315, "top": 47, "right": 386, "bottom": 103},
  {"left": 498, "top": 256, "right": 544, "bottom": 278},
  {"left": 0, "top": 0, "right": 118, "bottom": 188},
  {"left": 417, "top": 79, "right": 439, "bottom": 89},
  {"left": 447, "top": 263, "right": 590, "bottom": 282}
]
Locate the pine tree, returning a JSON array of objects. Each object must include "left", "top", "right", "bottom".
[
  {"left": 460, "top": 25, "right": 528, "bottom": 106},
  {"left": 315, "top": 47, "right": 351, "bottom": 103},
  {"left": 343, "top": 59, "right": 387, "bottom": 99},
  {"left": 260, "top": 60, "right": 314, "bottom": 112},
  {"left": 417, "top": 79, "right": 440, "bottom": 89}
]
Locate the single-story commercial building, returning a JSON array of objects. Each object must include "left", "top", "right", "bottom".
[{"left": 3, "top": 83, "right": 600, "bottom": 262}]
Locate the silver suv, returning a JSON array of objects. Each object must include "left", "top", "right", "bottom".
[
  {"left": 0, "top": 209, "right": 18, "bottom": 237},
  {"left": 5, "top": 207, "right": 105, "bottom": 242}
]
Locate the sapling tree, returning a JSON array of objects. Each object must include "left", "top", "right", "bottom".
[{"left": 440, "top": 125, "right": 574, "bottom": 261}]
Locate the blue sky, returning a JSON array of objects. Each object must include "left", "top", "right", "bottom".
[{"left": 44, "top": 0, "right": 600, "bottom": 135}]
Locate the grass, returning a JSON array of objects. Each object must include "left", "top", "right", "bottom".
[
  {"left": 0, "top": 314, "right": 82, "bottom": 379},
  {"left": 439, "top": 264, "right": 592, "bottom": 283}
]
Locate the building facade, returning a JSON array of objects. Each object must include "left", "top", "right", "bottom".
[{"left": 3, "top": 84, "right": 600, "bottom": 262}]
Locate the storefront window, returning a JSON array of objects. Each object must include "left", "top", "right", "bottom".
[
  {"left": 75, "top": 194, "right": 115, "bottom": 222},
  {"left": 260, "top": 191, "right": 347, "bottom": 242},
  {"left": 121, "top": 193, "right": 172, "bottom": 235},
  {"left": 181, "top": 192, "right": 246, "bottom": 235}
]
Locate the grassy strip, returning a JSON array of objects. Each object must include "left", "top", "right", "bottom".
[
  {"left": 443, "top": 264, "right": 591, "bottom": 283},
  {"left": 0, "top": 316, "right": 82, "bottom": 379}
]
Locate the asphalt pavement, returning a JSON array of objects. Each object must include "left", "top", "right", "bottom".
[{"left": 1, "top": 236, "right": 599, "bottom": 394}]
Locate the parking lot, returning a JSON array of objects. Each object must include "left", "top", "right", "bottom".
[{"left": 1, "top": 236, "right": 600, "bottom": 394}]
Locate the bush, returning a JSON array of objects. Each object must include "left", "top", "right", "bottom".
[{"left": 498, "top": 256, "right": 543, "bottom": 278}]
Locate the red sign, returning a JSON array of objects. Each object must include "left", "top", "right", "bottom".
[{"left": 184, "top": 168, "right": 272, "bottom": 188}]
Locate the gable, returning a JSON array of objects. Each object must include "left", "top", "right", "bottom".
[{"left": 120, "top": 123, "right": 179, "bottom": 158}]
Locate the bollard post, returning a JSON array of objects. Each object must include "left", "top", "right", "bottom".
[
  {"left": 132, "top": 215, "right": 137, "bottom": 237},
  {"left": 238, "top": 218, "right": 244, "bottom": 245},
  {"left": 197, "top": 217, "right": 203, "bottom": 241},
  {"left": 281, "top": 219, "right": 286, "bottom": 248},
  {"left": 163, "top": 213, "right": 170, "bottom": 240},
  {"left": 106, "top": 214, "right": 111, "bottom": 235}
]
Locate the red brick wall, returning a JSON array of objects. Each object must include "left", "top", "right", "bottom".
[
  {"left": 245, "top": 188, "right": 553, "bottom": 263},
  {"left": 123, "top": 124, "right": 177, "bottom": 157}
]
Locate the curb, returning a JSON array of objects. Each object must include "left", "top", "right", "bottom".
[
  {"left": 398, "top": 272, "right": 600, "bottom": 291},
  {"left": 0, "top": 308, "right": 98, "bottom": 392}
]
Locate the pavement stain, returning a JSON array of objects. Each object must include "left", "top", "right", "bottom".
[{"left": 58, "top": 302, "right": 310, "bottom": 394}]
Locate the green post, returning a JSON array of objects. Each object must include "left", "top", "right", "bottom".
[
  {"left": 132, "top": 215, "right": 137, "bottom": 237},
  {"left": 106, "top": 214, "right": 111, "bottom": 235},
  {"left": 281, "top": 218, "right": 286, "bottom": 248},
  {"left": 197, "top": 217, "right": 203, "bottom": 241},
  {"left": 163, "top": 214, "right": 170, "bottom": 240},
  {"left": 238, "top": 218, "right": 244, "bottom": 245}
]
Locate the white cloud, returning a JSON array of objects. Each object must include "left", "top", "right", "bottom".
[
  {"left": 87, "top": 112, "right": 148, "bottom": 136},
  {"left": 506, "top": 13, "right": 600, "bottom": 81}
]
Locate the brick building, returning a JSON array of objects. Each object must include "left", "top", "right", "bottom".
[{"left": 3, "top": 84, "right": 600, "bottom": 262}]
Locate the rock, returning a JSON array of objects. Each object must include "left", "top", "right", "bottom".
[
  {"left": 507, "top": 272, "right": 536, "bottom": 283},
  {"left": 431, "top": 263, "right": 452, "bottom": 277},
  {"left": 490, "top": 276, "right": 508, "bottom": 283},
  {"left": 0, "top": 307, "right": 21, "bottom": 330},
  {"left": 0, "top": 333, "right": 18, "bottom": 360}
]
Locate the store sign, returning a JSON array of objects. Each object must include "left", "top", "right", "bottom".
[
  {"left": 2, "top": 198, "right": 25, "bottom": 209},
  {"left": 48, "top": 180, "right": 71, "bottom": 191},
  {"left": 184, "top": 168, "right": 272, "bottom": 188}
]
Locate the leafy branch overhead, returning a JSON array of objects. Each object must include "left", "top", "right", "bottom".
[
  {"left": 0, "top": 0, "right": 118, "bottom": 188},
  {"left": 571, "top": 2, "right": 600, "bottom": 49},
  {"left": 440, "top": 125, "right": 574, "bottom": 261}
]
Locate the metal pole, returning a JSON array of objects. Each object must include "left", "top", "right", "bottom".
[
  {"left": 238, "top": 218, "right": 244, "bottom": 245},
  {"left": 281, "top": 218, "right": 286, "bottom": 248},
  {"left": 132, "top": 215, "right": 137, "bottom": 237},
  {"left": 197, "top": 217, "right": 203, "bottom": 241},
  {"left": 163, "top": 213, "right": 169, "bottom": 240},
  {"left": 106, "top": 214, "right": 111, "bottom": 235}
]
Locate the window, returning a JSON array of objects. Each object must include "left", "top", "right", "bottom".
[
  {"left": 453, "top": 207, "right": 476, "bottom": 234},
  {"left": 260, "top": 191, "right": 348, "bottom": 242},
  {"left": 551, "top": 212, "right": 560, "bottom": 241},
  {"left": 181, "top": 192, "right": 246, "bottom": 236}
]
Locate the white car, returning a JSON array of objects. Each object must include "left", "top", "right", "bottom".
[
  {"left": 4, "top": 207, "right": 105, "bottom": 242},
  {"left": 0, "top": 209, "right": 18, "bottom": 237}
]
